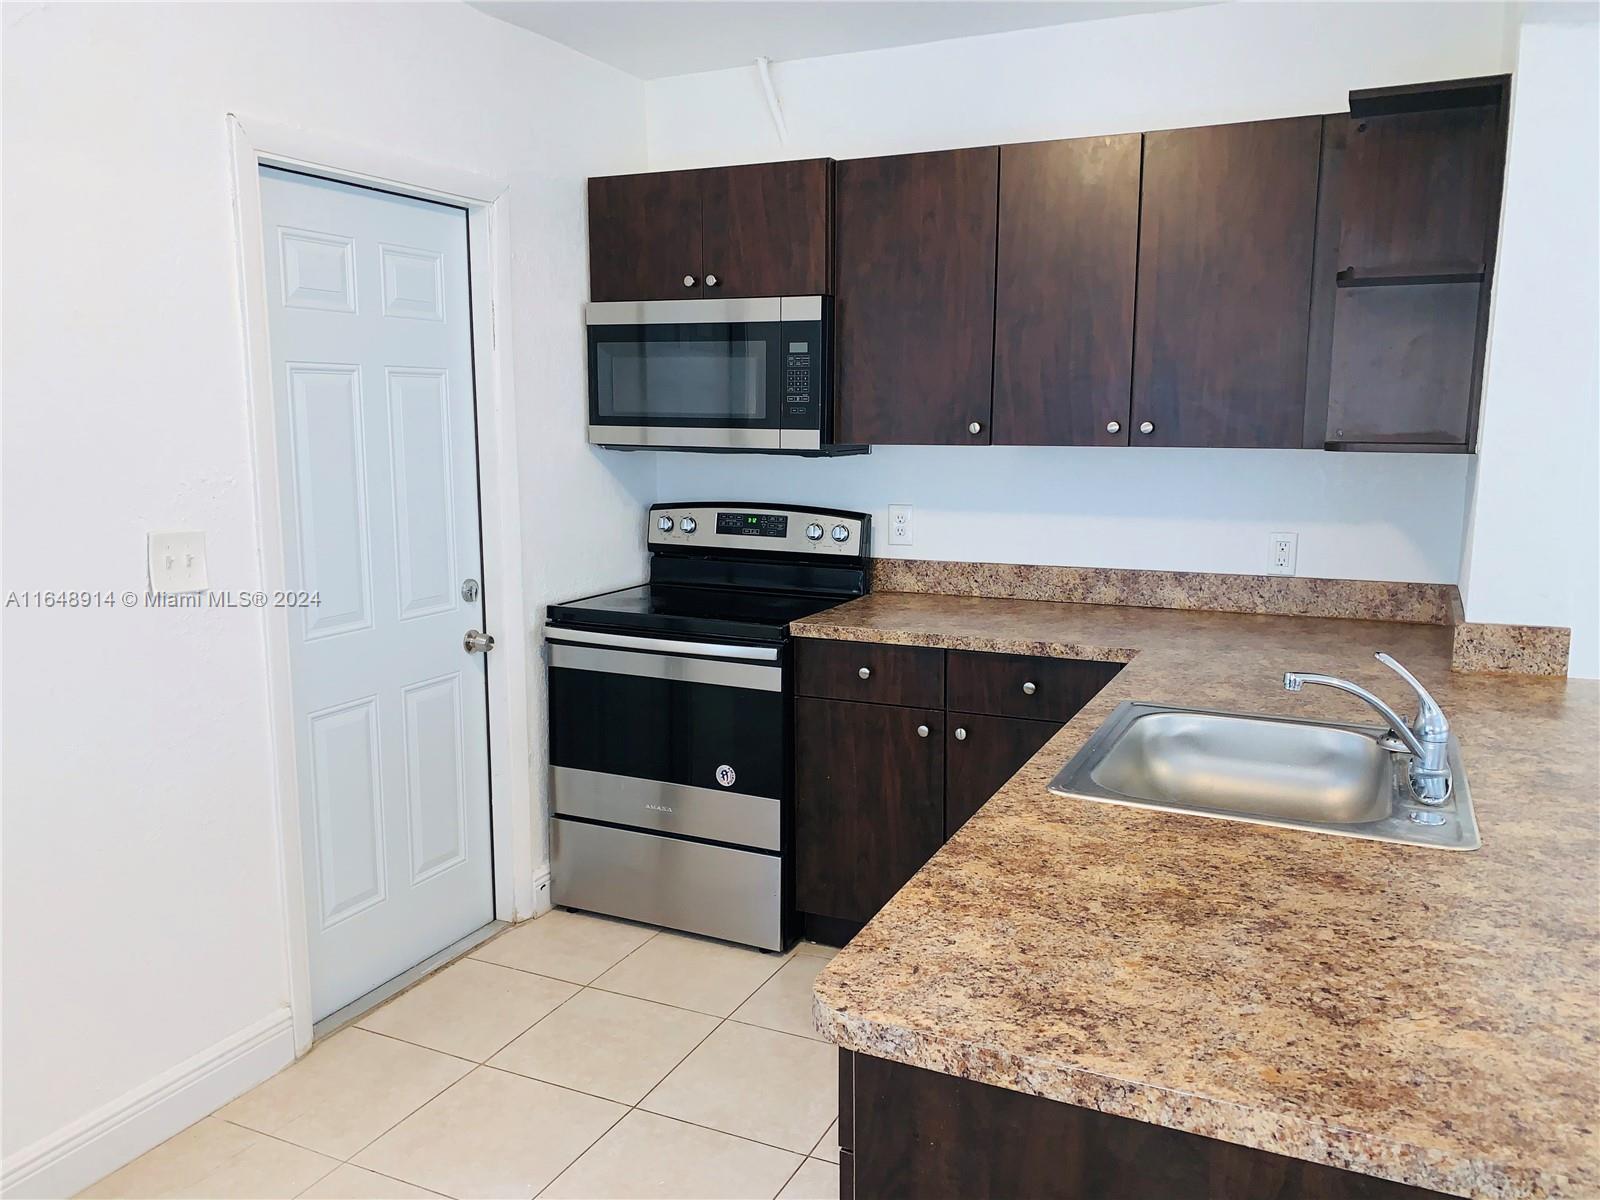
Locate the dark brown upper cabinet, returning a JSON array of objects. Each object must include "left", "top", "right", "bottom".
[
  {"left": 834, "top": 148, "right": 1000, "bottom": 445},
  {"left": 587, "top": 159, "right": 831, "bottom": 301},
  {"left": 993, "top": 135, "right": 1142, "bottom": 446},
  {"left": 1132, "top": 116, "right": 1323, "bottom": 448},
  {"left": 1306, "top": 77, "right": 1509, "bottom": 452}
]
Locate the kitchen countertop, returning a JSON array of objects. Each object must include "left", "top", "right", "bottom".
[{"left": 793, "top": 592, "right": 1599, "bottom": 1200}]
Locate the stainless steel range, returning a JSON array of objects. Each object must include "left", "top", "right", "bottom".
[{"left": 544, "top": 502, "right": 870, "bottom": 950}]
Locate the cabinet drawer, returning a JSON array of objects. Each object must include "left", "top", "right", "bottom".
[
  {"left": 946, "top": 651, "right": 1120, "bottom": 722},
  {"left": 796, "top": 639, "right": 945, "bottom": 708}
]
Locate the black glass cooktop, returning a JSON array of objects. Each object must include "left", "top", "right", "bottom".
[{"left": 546, "top": 583, "right": 843, "bottom": 645}]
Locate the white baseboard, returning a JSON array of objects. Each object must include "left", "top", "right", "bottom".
[
  {"left": 528, "top": 864, "right": 553, "bottom": 918},
  {"left": 1, "top": 1008, "right": 295, "bottom": 1200}
]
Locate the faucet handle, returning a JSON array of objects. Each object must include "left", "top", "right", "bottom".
[{"left": 1374, "top": 653, "right": 1447, "bottom": 739}]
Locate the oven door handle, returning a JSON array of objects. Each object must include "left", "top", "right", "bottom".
[{"left": 544, "top": 625, "right": 780, "bottom": 662}]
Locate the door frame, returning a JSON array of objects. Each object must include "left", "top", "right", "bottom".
[{"left": 227, "top": 114, "right": 534, "bottom": 1054}]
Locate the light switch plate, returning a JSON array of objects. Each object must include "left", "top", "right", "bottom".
[{"left": 148, "top": 532, "right": 208, "bottom": 593}]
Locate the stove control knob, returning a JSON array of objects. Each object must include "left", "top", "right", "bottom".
[
  {"left": 805, "top": 522, "right": 824, "bottom": 542},
  {"left": 680, "top": 516, "right": 698, "bottom": 534},
  {"left": 830, "top": 524, "right": 851, "bottom": 543},
  {"left": 657, "top": 515, "right": 674, "bottom": 533}
]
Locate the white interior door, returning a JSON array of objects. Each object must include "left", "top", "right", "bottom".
[{"left": 259, "top": 166, "right": 493, "bottom": 1021}]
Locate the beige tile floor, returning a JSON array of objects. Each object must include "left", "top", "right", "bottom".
[{"left": 80, "top": 913, "right": 841, "bottom": 1200}]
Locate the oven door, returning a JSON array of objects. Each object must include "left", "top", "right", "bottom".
[
  {"left": 587, "top": 298, "right": 784, "bottom": 450},
  {"left": 545, "top": 630, "right": 785, "bottom": 849}
]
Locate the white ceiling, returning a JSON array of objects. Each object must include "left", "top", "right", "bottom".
[{"left": 470, "top": 1, "right": 1207, "bottom": 79}]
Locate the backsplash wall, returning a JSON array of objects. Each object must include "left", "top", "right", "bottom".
[{"left": 653, "top": 447, "right": 1471, "bottom": 584}]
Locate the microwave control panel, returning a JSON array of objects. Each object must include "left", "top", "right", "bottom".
[{"left": 784, "top": 339, "right": 816, "bottom": 426}]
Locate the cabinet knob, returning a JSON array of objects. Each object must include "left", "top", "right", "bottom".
[
  {"left": 916, "top": 724, "right": 930, "bottom": 738},
  {"left": 682, "top": 275, "right": 697, "bottom": 288},
  {"left": 1022, "top": 681, "right": 1036, "bottom": 695},
  {"left": 857, "top": 666, "right": 871, "bottom": 680},
  {"left": 1105, "top": 421, "right": 1121, "bottom": 435},
  {"left": 954, "top": 727, "right": 968, "bottom": 741},
  {"left": 1139, "top": 420, "right": 1155, "bottom": 435},
  {"left": 705, "top": 273, "right": 719, "bottom": 288},
  {"left": 968, "top": 421, "right": 983, "bottom": 435}
]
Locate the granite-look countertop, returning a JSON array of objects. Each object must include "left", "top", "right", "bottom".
[{"left": 795, "top": 593, "right": 1599, "bottom": 1200}]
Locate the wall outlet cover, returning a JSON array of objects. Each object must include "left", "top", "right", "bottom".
[
  {"left": 1269, "top": 532, "right": 1298, "bottom": 576},
  {"left": 887, "top": 504, "right": 913, "bottom": 547},
  {"left": 148, "top": 532, "right": 209, "bottom": 593}
]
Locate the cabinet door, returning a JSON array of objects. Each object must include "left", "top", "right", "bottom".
[
  {"left": 588, "top": 169, "right": 704, "bottom": 301},
  {"left": 796, "top": 698, "right": 944, "bottom": 924},
  {"left": 835, "top": 148, "right": 999, "bottom": 445},
  {"left": 994, "top": 135, "right": 1141, "bottom": 445},
  {"left": 1132, "top": 117, "right": 1322, "bottom": 447},
  {"left": 701, "top": 159, "right": 831, "bottom": 298},
  {"left": 945, "top": 714, "right": 1062, "bottom": 838}
]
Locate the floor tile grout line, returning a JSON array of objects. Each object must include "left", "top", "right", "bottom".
[
  {"left": 772, "top": 1153, "right": 809, "bottom": 1199},
  {"left": 168, "top": 915, "right": 838, "bottom": 1200},
  {"left": 528, "top": 1083, "right": 634, "bottom": 1200},
  {"left": 630, "top": 1000, "right": 731, "bottom": 1114}
]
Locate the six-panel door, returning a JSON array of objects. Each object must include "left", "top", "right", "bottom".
[{"left": 260, "top": 167, "right": 494, "bottom": 1021}]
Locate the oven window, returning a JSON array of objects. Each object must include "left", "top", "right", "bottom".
[{"left": 595, "top": 339, "right": 768, "bottom": 421}]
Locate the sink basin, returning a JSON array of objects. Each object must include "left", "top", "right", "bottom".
[{"left": 1048, "top": 702, "right": 1479, "bottom": 850}]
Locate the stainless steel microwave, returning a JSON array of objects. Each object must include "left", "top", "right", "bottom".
[{"left": 586, "top": 296, "right": 860, "bottom": 455}]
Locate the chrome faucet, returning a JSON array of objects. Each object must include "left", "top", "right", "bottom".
[{"left": 1283, "top": 653, "right": 1452, "bottom": 804}]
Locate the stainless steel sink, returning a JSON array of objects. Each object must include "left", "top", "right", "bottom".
[{"left": 1048, "top": 702, "right": 1479, "bottom": 850}]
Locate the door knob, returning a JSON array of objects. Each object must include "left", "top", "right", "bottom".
[
  {"left": 1139, "top": 420, "right": 1155, "bottom": 435},
  {"left": 1105, "top": 421, "right": 1121, "bottom": 435},
  {"left": 954, "top": 727, "right": 968, "bottom": 741},
  {"left": 464, "top": 629, "right": 495, "bottom": 654},
  {"left": 682, "top": 275, "right": 697, "bottom": 288},
  {"left": 705, "top": 273, "right": 719, "bottom": 287},
  {"left": 916, "top": 724, "right": 930, "bottom": 738},
  {"left": 968, "top": 421, "right": 983, "bottom": 435}
]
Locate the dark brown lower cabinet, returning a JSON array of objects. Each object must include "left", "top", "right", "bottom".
[
  {"left": 795, "top": 698, "right": 944, "bottom": 924},
  {"left": 945, "top": 714, "right": 1061, "bottom": 837},
  {"left": 796, "top": 645, "right": 1123, "bottom": 942},
  {"left": 840, "top": 1050, "right": 1447, "bottom": 1200}
]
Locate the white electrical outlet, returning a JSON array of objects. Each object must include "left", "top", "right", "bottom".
[
  {"left": 148, "top": 532, "right": 209, "bottom": 593},
  {"left": 887, "top": 504, "right": 913, "bottom": 546},
  {"left": 1268, "top": 532, "right": 1298, "bottom": 576}
]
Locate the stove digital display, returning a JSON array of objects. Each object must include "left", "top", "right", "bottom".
[{"left": 716, "top": 512, "right": 789, "bottom": 538}]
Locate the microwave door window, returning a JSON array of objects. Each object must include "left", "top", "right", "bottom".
[{"left": 596, "top": 339, "right": 769, "bottom": 423}]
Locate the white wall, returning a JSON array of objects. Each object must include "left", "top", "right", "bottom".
[
  {"left": 0, "top": 1, "right": 650, "bottom": 1189},
  {"left": 1459, "top": 13, "right": 1600, "bottom": 677},
  {"left": 645, "top": 2, "right": 1516, "bottom": 584}
]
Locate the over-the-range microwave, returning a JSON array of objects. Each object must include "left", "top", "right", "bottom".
[{"left": 585, "top": 296, "right": 864, "bottom": 455}]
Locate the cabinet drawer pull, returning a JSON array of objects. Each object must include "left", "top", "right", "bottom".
[
  {"left": 858, "top": 666, "right": 871, "bottom": 680},
  {"left": 1022, "top": 681, "right": 1037, "bottom": 695},
  {"left": 954, "top": 727, "right": 968, "bottom": 741},
  {"left": 916, "top": 724, "right": 930, "bottom": 738}
]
